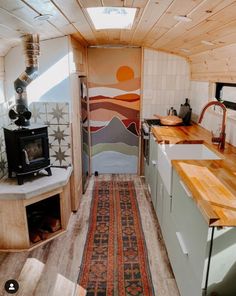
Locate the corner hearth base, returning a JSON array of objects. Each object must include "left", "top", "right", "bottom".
[{"left": 8, "top": 167, "right": 52, "bottom": 185}]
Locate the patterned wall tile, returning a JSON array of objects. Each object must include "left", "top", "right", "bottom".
[
  {"left": 0, "top": 102, "right": 9, "bottom": 127},
  {"left": 0, "top": 151, "right": 7, "bottom": 179},
  {"left": 48, "top": 124, "right": 71, "bottom": 146},
  {"left": 30, "top": 102, "right": 47, "bottom": 125},
  {"left": 49, "top": 145, "right": 71, "bottom": 167},
  {"left": 0, "top": 102, "right": 9, "bottom": 179},
  {"left": 0, "top": 128, "right": 4, "bottom": 153},
  {"left": 29, "top": 101, "right": 72, "bottom": 167},
  {"left": 46, "top": 102, "right": 70, "bottom": 125},
  {"left": 2, "top": 114, "right": 10, "bottom": 127}
]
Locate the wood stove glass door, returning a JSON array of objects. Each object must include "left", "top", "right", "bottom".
[{"left": 19, "top": 133, "right": 49, "bottom": 169}]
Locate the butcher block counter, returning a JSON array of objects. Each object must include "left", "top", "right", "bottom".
[{"left": 151, "top": 124, "right": 236, "bottom": 227}]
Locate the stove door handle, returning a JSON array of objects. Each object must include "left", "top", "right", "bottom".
[{"left": 22, "top": 149, "right": 30, "bottom": 165}]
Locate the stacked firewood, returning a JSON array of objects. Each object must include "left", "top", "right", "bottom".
[{"left": 28, "top": 210, "right": 61, "bottom": 244}]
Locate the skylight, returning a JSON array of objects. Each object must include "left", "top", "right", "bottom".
[{"left": 86, "top": 7, "right": 137, "bottom": 30}]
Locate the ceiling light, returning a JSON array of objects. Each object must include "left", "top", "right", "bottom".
[
  {"left": 180, "top": 48, "right": 191, "bottom": 53},
  {"left": 201, "top": 40, "right": 215, "bottom": 46},
  {"left": 86, "top": 7, "right": 137, "bottom": 30},
  {"left": 174, "top": 15, "right": 192, "bottom": 22},
  {"left": 34, "top": 14, "right": 52, "bottom": 21}
]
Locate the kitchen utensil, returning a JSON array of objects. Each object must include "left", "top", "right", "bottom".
[
  {"left": 167, "top": 107, "right": 177, "bottom": 116},
  {"left": 154, "top": 114, "right": 183, "bottom": 126}
]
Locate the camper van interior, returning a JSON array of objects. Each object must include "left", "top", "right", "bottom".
[{"left": 1, "top": 1, "right": 236, "bottom": 295}]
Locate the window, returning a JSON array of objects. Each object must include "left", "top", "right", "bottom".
[
  {"left": 215, "top": 82, "right": 236, "bottom": 110},
  {"left": 86, "top": 7, "right": 137, "bottom": 30}
]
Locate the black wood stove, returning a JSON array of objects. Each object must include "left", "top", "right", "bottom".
[
  {"left": 3, "top": 34, "right": 52, "bottom": 184},
  {"left": 4, "top": 125, "right": 51, "bottom": 185}
]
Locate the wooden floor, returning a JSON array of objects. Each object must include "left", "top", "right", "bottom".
[{"left": 0, "top": 175, "right": 179, "bottom": 296}]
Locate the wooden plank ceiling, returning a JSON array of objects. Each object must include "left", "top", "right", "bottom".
[{"left": 0, "top": 0, "right": 236, "bottom": 58}]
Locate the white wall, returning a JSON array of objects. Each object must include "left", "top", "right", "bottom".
[
  {"left": 4, "top": 36, "right": 71, "bottom": 105},
  {"left": 190, "top": 81, "right": 236, "bottom": 146},
  {"left": 142, "top": 48, "right": 190, "bottom": 119}
]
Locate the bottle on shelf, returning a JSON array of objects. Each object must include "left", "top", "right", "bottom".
[{"left": 184, "top": 98, "right": 190, "bottom": 107}]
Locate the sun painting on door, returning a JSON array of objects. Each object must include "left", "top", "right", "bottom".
[{"left": 88, "top": 48, "right": 141, "bottom": 173}]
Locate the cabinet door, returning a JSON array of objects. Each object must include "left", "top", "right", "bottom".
[
  {"left": 170, "top": 169, "right": 210, "bottom": 295},
  {"left": 148, "top": 134, "right": 158, "bottom": 204},
  {"left": 144, "top": 160, "right": 150, "bottom": 190},
  {"left": 161, "top": 181, "right": 172, "bottom": 247},
  {"left": 155, "top": 171, "right": 164, "bottom": 227},
  {"left": 149, "top": 162, "right": 157, "bottom": 206},
  {"left": 207, "top": 227, "right": 236, "bottom": 296}
]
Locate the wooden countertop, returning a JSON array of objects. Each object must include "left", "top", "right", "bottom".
[
  {"left": 152, "top": 124, "right": 236, "bottom": 226},
  {"left": 152, "top": 124, "right": 213, "bottom": 144}
]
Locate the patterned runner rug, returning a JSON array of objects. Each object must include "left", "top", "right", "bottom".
[{"left": 78, "top": 180, "right": 154, "bottom": 296}]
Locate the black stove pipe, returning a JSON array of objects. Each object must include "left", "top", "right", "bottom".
[{"left": 11, "top": 34, "right": 40, "bottom": 126}]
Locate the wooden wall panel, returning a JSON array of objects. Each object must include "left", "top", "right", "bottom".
[
  {"left": 68, "top": 37, "right": 88, "bottom": 210},
  {"left": 69, "top": 36, "right": 87, "bottom": 75},
  {"left": 70, "top": 73, "right": 83, "bottom": 211},
  {"left": 190, "top": 43, "right": 236, "bottom": 83}
]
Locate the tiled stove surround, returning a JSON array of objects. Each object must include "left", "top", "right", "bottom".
[
  {"left": 190, "top": 81, "right": 236, "bottom": 147},
  {"left": 0, "top": 101, "right": 72, "bottom": 180},
  {"left": 29, "top": 102, "right": 72, "bottom": 167},
  {"left": 142, "top": 48, "right": 190, "bottom": 119},
  {"left": 0, "top": 102, "right": 9, "bottom": 179}
]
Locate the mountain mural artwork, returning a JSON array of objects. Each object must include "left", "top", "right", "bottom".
[{"left": 88, "top": 48, "right": 141, "bottom": 174}]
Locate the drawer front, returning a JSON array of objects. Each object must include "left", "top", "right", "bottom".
[
  {"left": 161, "top": 179, "right": 202, "bottom": 296},
  {"left": 167, "top": 219, "right": 203, "bottom": 296},
  {"left": 157, "top": 144, "right": 172, "bottom": 195},
  {"left": 172, "top": 169, "right": 209, "bottom": 284}
]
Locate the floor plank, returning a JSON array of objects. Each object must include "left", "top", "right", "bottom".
[{"left": 0, "top": 175, "right": 179, "bottom": 296}]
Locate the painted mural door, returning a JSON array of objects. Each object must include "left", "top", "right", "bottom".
[{"left": 88, "top": 48, "right": 141, "bottom": 174}]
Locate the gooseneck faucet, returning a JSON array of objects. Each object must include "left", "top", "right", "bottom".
[{"left": 198, "top": 100, "right": 227, "bottom": 150}]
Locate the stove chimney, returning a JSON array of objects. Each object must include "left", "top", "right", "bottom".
[{"left": 9, "top": 34, "right": 40, "bottom": 127}]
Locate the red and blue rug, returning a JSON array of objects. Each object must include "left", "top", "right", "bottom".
[{"left": 78, "top": 180, "right": 154, "bottom": 296}]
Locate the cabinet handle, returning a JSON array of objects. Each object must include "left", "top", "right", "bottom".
[
  {"left": 176, "top": 232, "right": 188, "bottom": 255},
  {"left": 151, "top": 160, "right": 157, "bottom": 166},
  {"left": 179, "top": 180, "right": 192, "bottom": 198}
]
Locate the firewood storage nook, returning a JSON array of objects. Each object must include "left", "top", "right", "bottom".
[{"left": 0, "top": 167, "right": 72, "bottom": 251}]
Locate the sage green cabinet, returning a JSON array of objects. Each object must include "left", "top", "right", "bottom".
[
  {"left": 144, "top": 134, "right": 158, "bottom": 208},
  {"left": 169, "top": 169, "right": 236, "bottom": 296},
  {"left": 170, "top": 169, "right": 210, "bottom": 296},
  {"left": 155, "top": 170, "right": 165, "bottom": 227},
  {"left": 149, "top": 134, "right": 158, "bottom": 207},
  {"left": 144, "top": 160, "right": 150, "bottom": 190}
]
